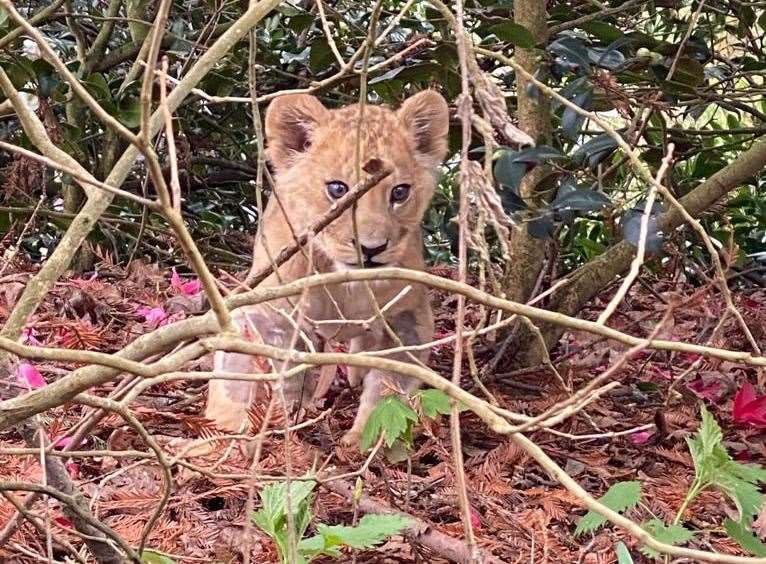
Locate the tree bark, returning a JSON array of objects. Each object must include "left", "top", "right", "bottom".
[
  {"left": 503, "top": 0, "right": 552, "bottom": 304},
  {"left": 509, "top": 134, "right": 766, "bottom": 368}
]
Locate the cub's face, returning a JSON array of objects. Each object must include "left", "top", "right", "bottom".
[{"left": 264, "top": 91, "right": 449, "bottom": 269}]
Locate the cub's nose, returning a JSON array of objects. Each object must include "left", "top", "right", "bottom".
[{"left": 359, "top": 240, "right": 388, "bottom": 259}]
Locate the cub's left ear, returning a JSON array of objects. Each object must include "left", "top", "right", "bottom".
[{"left": 397, "top": 90, "right": 450, "bottom": 166}]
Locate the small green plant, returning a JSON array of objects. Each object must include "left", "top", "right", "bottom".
[
  {"left": 251, "top": 479, "right": 411, "bottom": 563},
  {"left": 360, "top": 389, "right": 461, "bottom": 452},
  {"left": 576, "top": 406, "right": 766, "bottom": 560}
]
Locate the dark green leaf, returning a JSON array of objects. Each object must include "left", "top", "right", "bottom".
[
  {"left": 549, "top": 37, "right": 591, "bottom": 73},
  {"left": 582, "top": 21, "right": 624, "bottom": 43},
  {"left": 527, "top": 214, "right": 555, "bottom": 239},
  {"left": 552, "top": 189, "right": 611, "bottom": 212},
  {"left": 573, "top": 134, "right": 620, "bottom": 170},
  {"left": 489, "top": 22, "right": 536, "bottom": 48},
  {"left": 562, "top": 87, "right": 593, "bottom": 139}
]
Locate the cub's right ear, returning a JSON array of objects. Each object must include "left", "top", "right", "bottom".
[{"left": 265, "top": 94, "right": 329, "bottom": 171}]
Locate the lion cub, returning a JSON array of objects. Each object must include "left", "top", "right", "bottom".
[{"left": 205, "top": 90, "right": 449, "bottom": 447}]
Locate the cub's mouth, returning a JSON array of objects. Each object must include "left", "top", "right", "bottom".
[{"left": 344, "top": 260, "right": 387, "bottom": 269}]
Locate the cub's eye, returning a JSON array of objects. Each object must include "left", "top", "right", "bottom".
[
  {"left": 326, "top": 180, "right": 349, "bottom": 199},
  {"left": 390, "top": 184, "right": 411, "bottom": 204}
]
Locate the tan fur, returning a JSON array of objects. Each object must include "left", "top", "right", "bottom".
[{"left": 205, "top": 91, "right": 449, "bottom": 446}]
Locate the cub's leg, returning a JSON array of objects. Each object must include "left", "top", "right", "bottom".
[
  {"left": 341, "top": 307, "right": 433, "bottom": 447},
  {"left": 205, "top": 305, "right": 313, "bottom": 432},
  {"left": 346, "top": 336, "right": 370, "bottom": 388}
]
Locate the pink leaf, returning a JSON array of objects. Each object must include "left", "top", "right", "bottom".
[
  {"left": 629, "top": 430, "right": 654, "bottom": 445},
  {"left": 16, "top": 362, "right": 46, "bottom": 389},
  {"left": 171, "top": 267, "right": 201, "bottom": 296},
  {"left": 469, "top": 507, "right": 482, "bottom": 531},
  {"left": 54, "top": 436, "right": 74, "bottom": 449},
  {"left": 732, "top": 383, "right": 766, "bottom": 428},
  {"left": 137, "top": 306, "right": 168, "bottom": 326}
]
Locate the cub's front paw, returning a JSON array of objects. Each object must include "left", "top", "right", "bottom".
[{"left": 340, "top": 429, "right": 362, "bottom": 448}]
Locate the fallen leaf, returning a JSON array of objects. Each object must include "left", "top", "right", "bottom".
[
  {"left": 733, "top": 383, "right": 766, "bottom": 428},
  {"left": 630, "top": 430, "right": 654, "bottom": 444},
  {"left": 16, "top": 362, "right": 46, "bottom": 389},
  {"left": 171, "top": 268, "right": 202, "bottom": 296},
  {"left": 137, "top": 305, "right": 169, "bottom": 326}
]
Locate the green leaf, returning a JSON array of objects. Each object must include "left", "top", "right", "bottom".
[
  {"left": 419, "top": 389, "right": 452, "bottom": 419},
  {"left": 582, "top": 21, "right": 624, "bottom": 43},
  {"left": 724, "top": 518, "right": 766, "bottom": 557},
  {"left": 253, "top": 479, "right": 316, "bottom": 536},
  {"left": 141, "top": 551, "right": 176, "bottom": 564},
  {"left": 562, "top": 86, "right": 593, "bottom": 140},
  {"left": 317, "top": 514, "right": 411, "bottom": 549},
  {"left": 575, "top": 481, "right": 641, "bottom": 536},
  {"left": 672, "top": 57, "right": 706, "bottom": 87},
  {"left": 640, "top": 519, "right": 695, "bottom": 559},
  {"left": 494, "top": 146, "right": 565, "bottom": 189},
  {"left": 116, "top": 97, "right": 141, "bottom": 128},
  {"left": 489, "top": 22, "right": 535, "bottom": 48},
  {"left": 552, "top": 189, "right": 611, "bottom": 213},
  {"left": 549, "top": 37, "right": 591, "bottom": 72},
  {"left": 360, "top": 396, "right": 418, "bottom": 451},
  {"left": 615, "top": 542, "right": 634, "bottom": 564},
  {"left": 572, "top": 133, "right": 620, "bottom": 170}
]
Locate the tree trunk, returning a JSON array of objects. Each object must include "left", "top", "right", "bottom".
[
  {"left": 508, "top": 135, "right": 766, "bottom": 368},
  {"left": 503, "top": 0, "right": 552, "bottom": 304}
]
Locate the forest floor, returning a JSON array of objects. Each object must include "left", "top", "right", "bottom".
[{"left": 1, "top": 257, "right": 765, "bottom": 563}]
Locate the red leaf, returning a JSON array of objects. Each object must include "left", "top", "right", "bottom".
[
  {"left": 470, "top": 507, "right": 481, "bottom": 530},
  {"left": 732, "top": 383, "right": 766, "bottom": 428},
  {"left": 687, "top": 378, "right": 723, "bottom": 402},
  {"left": 16, "top": 362, "right": 46, "bottom": 389}
]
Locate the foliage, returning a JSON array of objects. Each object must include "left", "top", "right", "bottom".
[
  {"left": 360, "top": 395, "right": 418, "bottom": 451},
  {"left": 574, "top": 480, "right": 641, "bottom": 536},
  {"left": 252, "top": 479, "right": 410, "bottom": 563},
  {"left": 576, "top": 408, "right": 766, "bottom": 559}
]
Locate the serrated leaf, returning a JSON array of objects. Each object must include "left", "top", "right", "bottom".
[
  {"left": 575, "top": 481, "right": 642, "bottom": 536},
  {"left": 317, "top": 514, "right": 411, "bottom": 549},
  {"left": 640, "top": 519, "right": 694, "bottom": 559},
  {"left": 360, "top": 396, "right": 418, "bottom": 451},
  {"left": 419, "top": 389, "right": 452, "bottom": 419},
  {"left": 489, "top": 22, "right": 535, "bottom": 48},
  {"left": 253, "top": 479, "right": 316, "bottom": 535},
  {"left": 724, "top": 518, "right": 766, "bottom": 557},
  {"left": 615, "top": 541, "right": 634, "bottom": 564}
]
